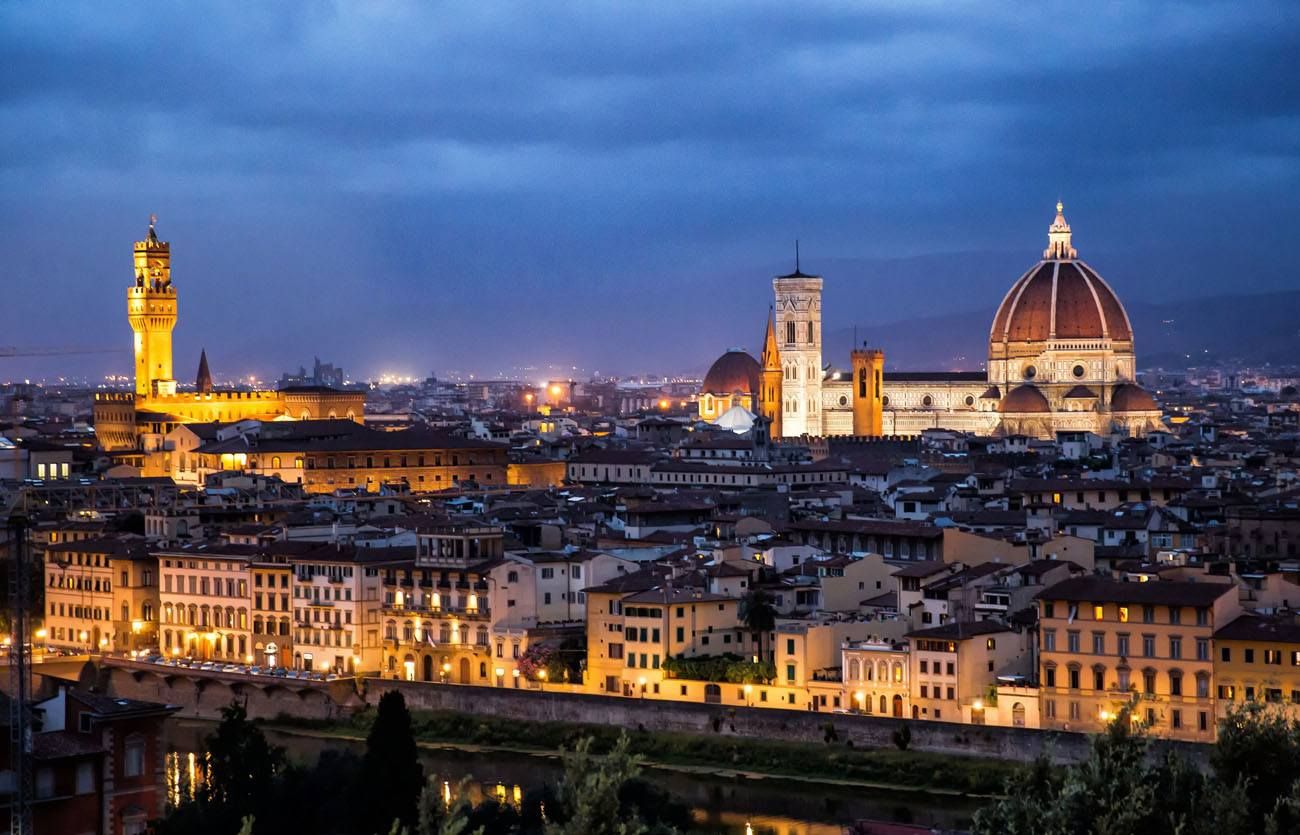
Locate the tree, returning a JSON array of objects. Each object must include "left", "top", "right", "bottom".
[
  {"left": 972, "top": 705, "right": 1300, "bottom": 835},
  {"left": 204, "top": 700, "right": 285, "bottom": 818},
  {"left": 360, "top": 690, "right": 426, "bottom": 834},
  {"left": 739, "top": 588, "right": 777, "bottom": 664},
  {"left": 1212, "top": 701, "right": 1300, "bottom": 831},
  {"left": 546, "top": 734, "right": 678, "bottom": 835}
]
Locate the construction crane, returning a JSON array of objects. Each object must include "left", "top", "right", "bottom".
[{"left": 0, "top": 347, "right": 125, "bottom": 358}]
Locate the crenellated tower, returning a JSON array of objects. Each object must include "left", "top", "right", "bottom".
[
  {"left": 759, "top": 309, "right": 783, "bottom": 437},
  {"left": 128, "top": 217, "right": 178, "bottom": 396}
]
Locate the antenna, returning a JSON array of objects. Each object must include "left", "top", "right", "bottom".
[{"left": 795, "top": 240, "right": 801, "bottom": 273}]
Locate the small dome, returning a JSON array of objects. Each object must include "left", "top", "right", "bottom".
[
  {"left": 1063, "top": 385, "right": 1098, "bottom": 399},
  {"left": 701, "top": 349, "right": 760, "bottom": 395},
  {"left": 713, "top": 405, "right": 755, "bottom": 433},
  {"left": 1111, "top": 384, "right": 1159, "bottom": 412},
  {"left": 1000, "top": 384, "right": 1052, "bottom": 413},
  {"left": 980, "top": 385, "right": 1002, "bottom": 400}
]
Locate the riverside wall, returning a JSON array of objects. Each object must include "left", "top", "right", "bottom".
[{"left": 99, "top": 663, "right": 1208, "bottom": 767}]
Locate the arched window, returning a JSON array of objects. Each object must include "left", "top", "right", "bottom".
[
  {"left": 892, "top": 662, "right": 903, "bottom": 683},
  {"left": 848, "top": 659, "right": 861, "bottom": 681},
  {"left": 1012, "top": 702, "right": 1026, "bottom": 727}
]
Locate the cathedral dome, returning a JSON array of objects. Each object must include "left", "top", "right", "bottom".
[
  {"left": 990, "top": 204, "right": 1133, "bottom": 345},
  {"left": 701, "top": 349, "right": 760, "bottom": 395},
  {"left": 1110, "top": 383, "right": 1159, "bottom": 412},
  {"left": 999, "top": 384, "right": 1052, "bottom": 413}
]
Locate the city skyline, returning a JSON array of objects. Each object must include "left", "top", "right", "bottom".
[{"left": 3, "top": 3, "right": 1299, "bottom": 381}]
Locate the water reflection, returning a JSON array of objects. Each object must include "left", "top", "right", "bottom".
[{"left": 165, "top": 719, "right": 977, "bottom": 835}]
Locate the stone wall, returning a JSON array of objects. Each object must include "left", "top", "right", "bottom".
[{"left": 100, "top": 662, "right": 1208, "bottom": 767}]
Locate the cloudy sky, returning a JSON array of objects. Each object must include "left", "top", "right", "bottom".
[{"left": 2, "top": 2, "right": 1298, "bottom": 382}]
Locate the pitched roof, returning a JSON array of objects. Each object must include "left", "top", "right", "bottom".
[{"left": 1036, "top": 576, "right": 1235, "bottom": 606}]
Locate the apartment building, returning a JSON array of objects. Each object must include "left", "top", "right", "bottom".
[
  {"left": 292, "top": 546, "right": 398, "bottom": 673},
  {"left": 1036, "top": 576, "right": 1240, "bottom": 741},
  {"left": 157, "top": 544, "right": 254, "bottom": 662},
  {"left": 1213, "top": 613, "right": 1300, "bottom": 719},
  {"left": 44, "top": 537, "right": 157, "bottom": 654},
  {"left": 251, "top": 556, "right": 293, "bottom": 668},
  {"left": 905, "top": 620, "right": 1029, "bottom": 723}
]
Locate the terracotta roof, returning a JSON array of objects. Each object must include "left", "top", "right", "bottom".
[
  {"left": 1036, "top": 576, "right": 1234, "bottom": 606},
  {"left": 1214, "top": 614, "right": 1300, "bottom": 643},
  {"left": 701, "top": 350, "right": 760, "bottom": 396},
  {"left": 991, "top": 260, "right": 1133, "bottom": 344},
  {"left": 905, "top": 620, "right": 1011, "bottom": 640},
  {"left": 1064, "top": 385, "right": 1098, "bottom": 399}
]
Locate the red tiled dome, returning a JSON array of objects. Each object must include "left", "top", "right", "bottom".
[
  {"left": 999, "top": 384, "right": 1051, "bottom": 413},
  {"left": 701, "top": 350, "right": 760, "bottom": 395},
  {"left": 991, "top": 261, "right": 1133, "bottom": 344},
  {"left": 1111, "top": 384, "right": 1159, "bottom": 412}
]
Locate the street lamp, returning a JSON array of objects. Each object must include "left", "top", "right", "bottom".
[
  {"left": 441, "top": 661, "right": 451, "bottom": 684},
  {"left": 538, "top": 668, "right": 548, "bottom": 692},
  {"left": 512, "top": 668, "right": 520, "bottom": 688},
  {"left": 743, "top": 683, "right": 753, "bottom": 707},
  {"left": 637, "top": 676, "right": 647, "bottom": 698},
  {"left": 495, "top": 666, "right": 505, "bottom": 687}
]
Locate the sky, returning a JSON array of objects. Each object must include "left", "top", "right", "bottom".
[{"left": 2, "top": 1, "right": 1298, "bottom": 383}]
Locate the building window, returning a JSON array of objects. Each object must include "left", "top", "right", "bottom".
[
  {"left": 124, "top": 738, "right": 145, "bottom": 777},
  {"left": 76, "top": 761, "right": 94, "bottom": 794}
]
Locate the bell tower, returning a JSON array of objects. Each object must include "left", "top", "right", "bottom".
[
  {"left": 772, "top": 244, "right": 823, "bottom": 437},
  {"left": 759, "top": 309, "right": 783, "bottom": 438},
  {"left": 128, "top": 216, "right": 178, "bottom": 397}
]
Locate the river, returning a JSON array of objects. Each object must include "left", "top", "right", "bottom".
[{"left": 164, "top": 718, "right": 980, "bottom": 834}]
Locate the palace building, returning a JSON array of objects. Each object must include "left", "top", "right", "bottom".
[
  {"left": 93, "top": 221, "right": 365, "bottom": 454},
  {"left": 699, "top": 204, "right": 1162, "bottom": 439}
]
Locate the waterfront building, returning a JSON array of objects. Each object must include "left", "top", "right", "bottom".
[
  {"left": 1036, "top": 576, "right": 1238, "bottom": 741},
  {"left": 842, "top": 638, "right": 911, "bottom": 717},
  {"left": 1212, "top": 613, "right": 1300, "bottom": 720},
  {"left": 43, "top": 537, "right": 158, "bottom": 654},
  {"left": 904, "top": 620, "right": 1031, "bottom": 723}
]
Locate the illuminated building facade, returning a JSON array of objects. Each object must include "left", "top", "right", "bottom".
[
  {"left": 94, "top": 221, "right": 365, "bottom": 454},
  {"left": 699, "top": 204, "right": 1163, "bottom": 439}
]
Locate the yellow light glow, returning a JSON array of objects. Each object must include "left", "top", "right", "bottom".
[
  {"left": 245, "top": 654, "right": 254, "bottom": 664},
  {"left": 658, "top": 399, "right": 669, "bottom": 410},
  {"left": 495, "top": 667, "right": 505, "bottom": 678},
  {"left": 548, "top": 385, "right": 561, "bottom": 396},
  {"left": 972, "top": 699, "right": 983, "bottom": 711},
  {"left": 538, "top": 669, "right": 547, "bottom": 680},
  {"left": 34, "top": 629, "right": 47, "bottom": 640},
  {"left": 512, "top": 668, "right": 520, "bottom": 678},
  {"left": 854, "top": 691, "right": 865, "bottom": 703},
  {"left": 743, "top": 684, "right": 752, "bottom": 694},
  {"left": 131, "top": 620, "right": 144, "bottom": 633},
  {"left": 442, "top": 662, "right": 452, "bottom": 673}
]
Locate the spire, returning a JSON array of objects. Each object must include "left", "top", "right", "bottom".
[
  {"left": 196, "top": 348, "right": 213, "bottom": 393},
  {"left": 761, "top": 307, "right": 780, "bottom": 369},
  {"left": 146, "top": 213, "right": 159, "bottom": 245},
  {"left": 1044, "top": 201, "right": 1077, "bottom": 259}
]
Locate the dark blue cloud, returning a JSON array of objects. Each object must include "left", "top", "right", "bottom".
[{"left": 1, "top": 1, "right": 1298, "bottom": 382}]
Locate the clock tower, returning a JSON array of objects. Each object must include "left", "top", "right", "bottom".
[{"left": 128, "top": 217, "right": 178, "bottom": 397}]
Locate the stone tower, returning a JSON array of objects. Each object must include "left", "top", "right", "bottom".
[
  {"left": 128, "top": 217, "right": 177, "bottom": 396},
  {"left": 759, "top": 309, "right": 783, "bottom": 438},
  {"left": 850, "top": 345, "right": 885, "bottom": 437},
  {"left": 772, "top": 254, "right": 823, "bottom": 437}
]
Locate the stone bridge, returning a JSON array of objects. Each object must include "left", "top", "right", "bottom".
[{"left": 100, "top": 658, "right": 363, "bottom": 721}]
